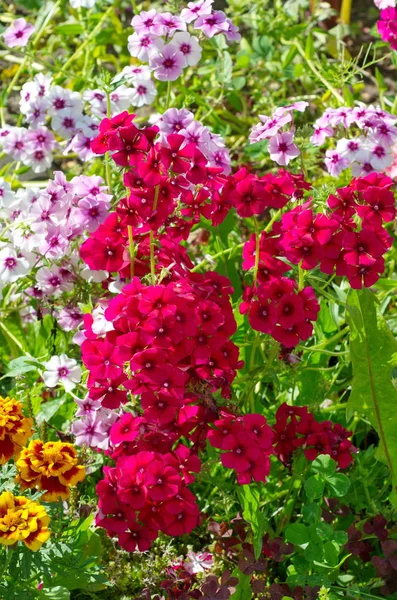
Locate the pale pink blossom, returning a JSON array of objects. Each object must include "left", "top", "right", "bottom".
[
  {"left": 171, "top": 32, "right": 202, "bottom": 67},
  {"left": 131, "top": 9, "right": 164, "bottom": 36},
  {"left": 194, "top": 10, "right": 229, "bottom": 37},
  {"left": 181, "top": 0, "right": 213, "bottom": 23},
  {"left": 324, "top": 150, "right": 350, "bottom": 177},
  {"left": 268, "top": 131, "right": 300, "bottom": 165},
  {"left": 150, "top": 44, "right": 185, "bottom": 81},
  {"left": 3, "top": 18, "right": 35, "bottom": 48}
]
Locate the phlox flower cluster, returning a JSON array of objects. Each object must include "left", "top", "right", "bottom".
[
  {"left": 377, "top": 7, "right": 397, "bottom": 49},
  {"left": 239, "top": 172, "right": 394, "bottom": 346},
  {"left": 96, "top": 433, "right": 201, "bottom": 552},
  {"left": 72, "top": 395, "right": 119, "bottom": 451},
  {"left": 128, "top": 1, "right": 240, "bottom": 83},
  {"left": 0, "top": 171, "right": 111, "bottom": 301},
  {"left": 221, "top": 165, "right": 310, "bottom": 218},
  {"left": 249, "top": 102, "right": 309, "bottom": 166},
  {"left": 311, "top": 104, "right": 397, "bottom": 177},
  {"left": 0, "top": 491, "right": 50, "bottom": 552},
  {"left": 16, "top": 439, "right": 86, "bottom": 502},
  {"left": 0, "top": 70, "right": 156, "bottom": 173},
  {"left": 240, "top": 279, "right": 320, "bottom": 348},
  {"left": 0, "top": 396, "right": 33, "bottom": 465},
  {"left": 273, "top": 403, "right": 356, "bottom": 469},
  {"left": 79, "top": 109, "right": 232, "bottom": 286},
  {"left": 207, "top": 412, "right": 273, "bottom": 484},
  {"left": 277, "top": 173, "right": 394, "bottom": 289}
]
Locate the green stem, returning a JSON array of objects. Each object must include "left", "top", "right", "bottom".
[
  {"left": 340, "top": 0, "right": 352, "bottom": 25},
  {"left": 298, "top": 262, "right": 304, "bottom": 290},
  {"left": 191, "top": 242, "right": 244, "bottom": 272},
  {"left": 253, "top": 217, "right": 260, "bottom": 285},
  {"left": 128, "top": 225, "right": 135, "bottom": 280},
  {"left": 264, "top": 208, "right": 282, "bottom": 233},
  {"left": 304, "top": 325, "right": 348, "bottom": 351},
  {"left": 149, "top": 186, "right": 160, "bottom": 284},
  {"left": 165, "top": 80, "right": 172, "bottom": 110},
  {"left": 58, "top": 6, "right": 113, "bottom": 77},
  {"left": 290, "top": 39, "right": 345, "bottom": 105}
]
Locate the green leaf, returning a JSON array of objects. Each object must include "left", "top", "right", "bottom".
[
  {"left": 285, "top": 523, "right": 310, "bottom": 546},
  {"left": 1, "top": 356, "right": 41, "bottom": 379},
  {"left": 304, "top": 475, "right": 325, "bottom": 499},
  {"left": 304, "top": 541, "right": 323, "bottom": 563},
  {"left": 311, "top": 455, "right": 336, "bottom": 478},
  {"left": 302, "top": 503, "right": 322, "bottom": 523},
  {"left": 323, "top": 541, "right": 340, "bottom": 567},
  {"left": 346, "top": 289, "right": 397, "bottom": 504},
  {"left": 325, "top": 474, "right": 351, "bottom": 498},
  {"left": 230, "top": 567, "right": 252, "bottom": 600},
  {"left": 38, "top": 587, "right": 70, "bottom": 600},
  {"left": 237, "top": 486, "right": 266, "bottom": 559},
  {"left": 56, "top": 23, "right": 84, "bottom": 36}
]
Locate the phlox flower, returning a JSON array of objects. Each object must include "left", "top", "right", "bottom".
[
  {"left": 51, "top": 108, "right": 81, "bottom": 138},
  {"left": 378, "top": 8, "right": 397, "bottom": 50},
  {"left": 0, "top": 178, "right": 14, "bottom": 208},
  {"left": 268, "top": 131, "right": 300, "bottom": 165},
  {"left": 157, "top": 108, "right": 195, "bottom": 135},
  {"left": 22, "top": 98, "right": 49, "bottom": 127},
  {"left": 72, "top": 408, "right": 118, "bottom": 450},
  {"left": 42, "top": 354, "right": 82, "bottom": 392},
  {"left": 47, "top": 86, "right": 83, "bottom": 116},
  {"left": 194, "top": 10, "right": 229, "bottom": 37},
  {"left": 0, "top": 246, "right": 30, "bottom": 285},
  {"left": 150, "top": 44, "right": 185, "bottom": 81},
  {"left": 128, "top": 32, "right": 160, "bottom": 62},
  {"left": 112, "top": 65, "right": 152, "bottom": 85},
  {"left": 131, "top": 9, "right": 164, "bottom": 36},
  {"left": 58, "top": 307, "right": 83, "bottom": 331},
  {"left": 36, "top": 265, "right": 74, "bottom": 295},
  {"left": 181, "top": 0, "right": 213, "bottom": 23},
  {"left": 324, "top": 150, "right": 350, "bottom": 177},
  {"left": 310, "top": 125, "right": 334, "bottom": 146},
  {"left": 129, "top": 78, "right": 157, "bottom": 107},
  {"left": 171, "top": 32, "right": 202, "bottom": 67},
  {"left": 2, "top": 127, "right": 29, "bottom": 161},
  {"left": 159, "top": 12, "right": 187, "bottom": 34},
  {"left": 24, "top": 148, "right": 53, "bottom": 173},
  {"left": 3, "top": 18, "right": 35, "bottom": 48},
  {"left": 224, "top": 18, "right": 241, "bottom": 42}
]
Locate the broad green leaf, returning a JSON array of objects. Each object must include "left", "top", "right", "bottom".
[
  {"left": 326, "top": 474, "right": 351, "bottom": 498},
  {"left": 304, "top": 475, "right": 325, "bottom": 499},
  {"left": 346, "top": 289, "right": 397, "bottom": 505},
  {"left": 285, "top": 523, "right": 310, "bottom": 546},
  {"left": 302, "top": 502, "right": 322, "bottom": 523},
  {"left": 311, "top": 455, "right": 335, "bottom": 478}
]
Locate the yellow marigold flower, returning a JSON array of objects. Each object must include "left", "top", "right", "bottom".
[
  {"left": 0, "top": 396, "right": 33, "bottom": 465},
  {"left": 16, "top": 440, "right": 86, "bottom": 502},
  {"left": 0, "top": 491, "right": 50, "bottom": 551}
]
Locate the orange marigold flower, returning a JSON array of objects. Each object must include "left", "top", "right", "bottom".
[
  {"left": 16, "top": 440, "right": 86, "bottom": 502},
  {"left": 0, "top": 396, "right": 33, "bottom": 465},
  {"left": 0, "top": 490, "right": 50, "bottom": 551}
]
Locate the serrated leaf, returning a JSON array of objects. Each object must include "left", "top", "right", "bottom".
[{"left": 346, "top": 289, "right": 397, "bottom": 505}]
